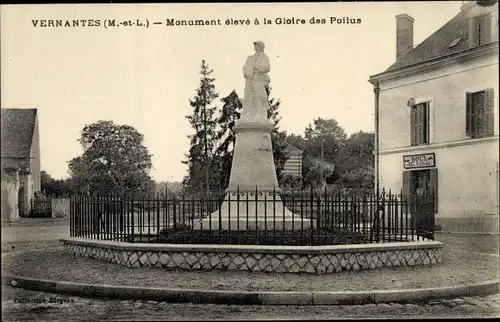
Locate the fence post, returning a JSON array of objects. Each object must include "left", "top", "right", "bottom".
[
  {"left": 316, "top": 189, "right": 322, "bottom": 244},
  {"left": 383, "top": 188, "right": 387, "bottom": 242},
  {"left": 309, "top": 186, "right": 314, "bottom": 246}
]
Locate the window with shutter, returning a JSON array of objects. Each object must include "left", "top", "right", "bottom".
[
  {"left": 423, "top": 103, "right": 430, "bottom": 144},
  {"left": 469, "top": 17, "right": 478, "bottom": 48},
  {"left": 484, "top": 89, "right": 495, "bottom": 136},
  {"left": 410, "top": 106, "right": 416, "bottom": 146},
  {"left": 466, "top": 92, "right": 473, "bottom": 136},
  {"left": 466, "top": 90, "right": 494, "bottom": 138},
  {"left": 477, "top": 14, "right": 492, "bottom": 45},
  {"left": 410, "top": 102, "right": 430, "bottom": 146}
]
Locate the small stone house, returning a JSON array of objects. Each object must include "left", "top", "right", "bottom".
[{"left": 1, "top": 108, "right": 41, "bottom": 219}]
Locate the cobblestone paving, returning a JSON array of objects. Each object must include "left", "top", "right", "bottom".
[{"left": 1, "top": 287, "right": 499, "bottom": 320}]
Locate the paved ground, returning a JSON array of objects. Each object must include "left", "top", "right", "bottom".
[
  {"left": 2, "top": 287, "right": 500, "bottom": 320},
  {"left": 2, "top": 242, "right": 498, "bottom": 292},
  {"left": 1, "top": 219, "right": 499, "bottom": 320},
  {"left": 2, "top": 229, "right": 498, "bottom": 292},
  {"left": 1, "top": 218, "right": 70, "bottom": 243}
]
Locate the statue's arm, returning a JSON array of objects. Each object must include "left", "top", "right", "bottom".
[{"left": 253, "top": 55, "right": 270, "bottom": 73}]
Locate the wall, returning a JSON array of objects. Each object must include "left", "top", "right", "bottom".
[
  {"left": 378, "top": 54, "right": 499, "bottom": 151},
  {"left": 1, "top": 157, "right": 33, "bottom": 217},
  {"left": 1, "top": 170, "right": 19, "bottom": 222},
  {"left": 30, "top": 115, "right": 41, "bottom": 193},
  {"left": 18, "top": 173, "right": 32, "bottom": 217},
  {"left": 52, "top": 198, "right": 70, "bottom": 218},
  {"left": 282, "top": 150, "right": 303, "bottom": 177},
  {"left": 62, "top": 239, "right": 443, "bottom": 274},
  {"left": 377, "top": 51, "right": 499, "bottom": 232},
  {"left": 380, "top": 138, "right": 499, "bottom": 218}
]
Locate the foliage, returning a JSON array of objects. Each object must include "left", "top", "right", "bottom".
[
  {"left": 182, "top": 60, "right": 220, "bottom": 195},
  {"left": 279, "top": 174, "right": 304, "bottom": 192},
  {"left": 302, "top": 155, "right": 335, "bottom": 190},
  {"left": 283, "top": 119, "right": 374, "bottom": 192},
  {"left": 266, "top": 85, "right": 289, "bottom": 185},
  {"left": 213, "top": 90, "right": 242, "bottom": 190},
  {"left": 41, "top": 170, "right": 73, "bottom": 197},
  {"left": 339, "top": 131, "right": 374, "bottom": 172},
  {"left": 338, "top": 167, "right": 375, "bottom": 193},
  {"left": 285, "top": 133, "right": 306, "bottom": 151},
  {"left": 300, "top": 118, "right": 348, "bottom": 188},
  {"left": 337, "top": 131, "right": 375, "bottom": 193},
  {"left": 67, "top": 120, "right": 154, "bottom": 195},
  {"left": 272, "top": 130, "right": 289, "bottom": 185},
  {"left": 304, "top": 117, "right": 348, "bottom": 162}
]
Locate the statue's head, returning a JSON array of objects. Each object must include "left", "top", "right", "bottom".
[{"left": 253, "top": 41, "right": 265, "bottom": 52}]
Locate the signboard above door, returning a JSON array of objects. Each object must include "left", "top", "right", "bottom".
[{"left": 403, "top": 153, "right": 435, "bottom": 169}]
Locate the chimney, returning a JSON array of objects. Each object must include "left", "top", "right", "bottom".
[{"left": 396, "top": 14, "right": 414, "bottom": 60}]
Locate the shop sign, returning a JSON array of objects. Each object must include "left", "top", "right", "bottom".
[{"left": 403, "top": 153, "right": 435, "bottom": 169}]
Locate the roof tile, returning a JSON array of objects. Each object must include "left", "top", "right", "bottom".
[
  {"left": 386, "top": 11, "right": 470, "bottom": 72},
  {"left": 1, "top": 109, "right": 37, "bottom": 158}
]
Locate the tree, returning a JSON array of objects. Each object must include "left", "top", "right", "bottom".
[
  {"left": 302, "top": 154, "right": 335, "bottom": 190},
  {"left": 340, "top": 131, "right": 374, "bottom": 172},
  {"left": 213, "top": 90, "right": 242, "bottom": 190},
  {"left": 302, "top": 118, "right": 348, "bottom": 188},
  {"left": 182, "top": 60, "right": 219, "bottom": 195},
  {"left": 285, "top": 133, "right": 306, "bottom": 151},
  {"left": 337, "top": 131, "right": 375, "bottom": 192},
  {"left": 67, "top": 120, "right": 153, "bottom": 196},
  {"left": 41, "top": 171, "right": 52, "bottom": 189},
  {"left": 304, "top": 118, "right": 348, "bottom": 161},
  {"left": 41, "top": 171, "right": 73, "bottom": 197},
  {"left": 266, "top": 85, "right": 289, "bottom": 186}
]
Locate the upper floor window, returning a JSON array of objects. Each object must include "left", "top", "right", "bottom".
[
  {"left": 410, "top": 102, "right": 430, "bottom": 146},
  {"left": 476, "top": 14, "right": 492, "bottom": 45},
  {"left": 466, "top": 89, "right": 494, "bottom": 138}
]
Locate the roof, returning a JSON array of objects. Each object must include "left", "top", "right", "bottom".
[
  {"left": 284, "top": 143, "right": 303, "bottom": 153},
  {"left": 385, "top": 11, "right": 470, "bottom": 72},
  {"left": 1, "top": 109, "right": 38, "bottom": 158}
]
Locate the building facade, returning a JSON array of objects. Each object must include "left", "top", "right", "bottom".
[
  {"left": 282, "top": 143, "right": 304, "bottom": 178},
  {"left": 1, "top": 108, "right": 41, "bottom": 218},
  {"left": 369, "top": 1, "right": 499, "bottom": 233}
]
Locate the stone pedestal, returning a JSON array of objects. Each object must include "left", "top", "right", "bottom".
[{"left": 194, "top": 119, "right": 311, "bottom": 230}]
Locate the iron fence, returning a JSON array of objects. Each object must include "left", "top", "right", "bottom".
[{"left": 69, "top": 188, "right": 436, "bottom": 246}]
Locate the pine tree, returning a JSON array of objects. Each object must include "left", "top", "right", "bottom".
[
  {"left": 213, "top": 90, "right": 242, "bottom": 190},
  {"left": 266, "top": 85, "right": 289, "bottom": 186},
  {"left": 182, "top": 60, "right": 219, "bottom": 196}
]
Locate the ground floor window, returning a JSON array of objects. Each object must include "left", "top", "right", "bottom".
[{"left": 411, "top": 170, "right": 430, "bottom": 195}]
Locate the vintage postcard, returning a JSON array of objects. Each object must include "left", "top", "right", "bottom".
[{"left": 1, "top": 1, "right": 499, "bottom": 320}]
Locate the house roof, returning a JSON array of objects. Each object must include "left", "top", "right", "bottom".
[
  {"left": 1, "top": 109, "right": 38, "bottom": 158},
  {"left": 385, "top": 11, "right": 470, "bottom": 72},
  {"left": 284, "top": 143, "right": 303, "bottom": 153}
]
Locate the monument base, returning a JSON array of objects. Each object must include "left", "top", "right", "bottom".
[{"left": 192, "top": 195, "right": 313, "bottom": 231}]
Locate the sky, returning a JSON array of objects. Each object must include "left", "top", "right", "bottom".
[{"left": 1, "top": 1, "right": 463, "bottom": 182}]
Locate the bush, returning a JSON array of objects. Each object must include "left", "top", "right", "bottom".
[{"left": 152, "top": 228, "right": 368, "bottom": 246}]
